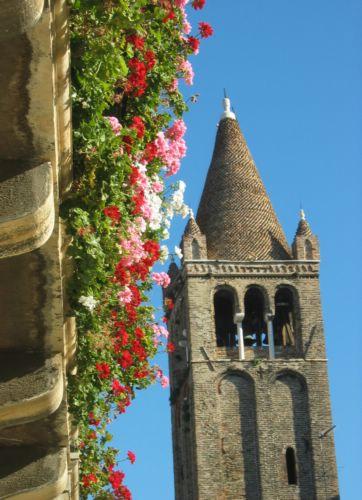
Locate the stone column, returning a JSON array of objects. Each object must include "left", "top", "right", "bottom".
[
  {"left": 265, "top": 312, "right": 275, "bottom": 360},
  {"left": 234, "top": 312, "right": 245, "bottom": 361}
]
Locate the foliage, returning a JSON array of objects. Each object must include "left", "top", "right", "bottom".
[{"left": 64, "top": 0, "right": 212, "bottom": 497}]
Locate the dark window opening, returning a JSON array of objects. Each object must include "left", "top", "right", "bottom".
[
  {"left": 305, "top": 239, "right": 313, "bottom": 260},
  {"left": 274, "top": 288, "right": 295, "bottom": 347},
  {"left": 192, "top": 239, "right": 201, "bottom": 259},
  {"left": 242, "top": 288, "right": 267, "bottom": 347},
  {"left": 286, "top": 447, "right": 298, "bottom": 485},
  {"left": 214, "top": 289, "right": 237, "bottom": 347}
]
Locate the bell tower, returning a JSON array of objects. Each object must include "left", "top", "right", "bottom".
[{"left": 166, "top": 99, "right": 339, "bottom": 500}]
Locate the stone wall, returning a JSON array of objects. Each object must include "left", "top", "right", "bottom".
[{"left": 0, "top": 1, "right": 76, "bottom": 498}]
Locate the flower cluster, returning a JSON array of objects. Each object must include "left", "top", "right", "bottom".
[{"left": 67, "top": 0, "right": 213, "bottom": 497}]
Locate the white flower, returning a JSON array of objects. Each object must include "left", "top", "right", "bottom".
[
  {"left": 174, "top": 246, "right": 183, "bottom": 259},
  {"left": 160, "top": 245, "right": 169, "bottom": 263},
  {"left": 178, "top": 180, "right": 186, "bottom": 193},
  {"left": 163, "top": 228, "right": 170, "bottom": 240},
  {"left": 79, "top": 295, "right": 98, "bottom": 312},
  {"left": 180, "top": 203, "right": 190, "bottom": 218},
  {"left": 171, "top": 190, "right": 184, "bottom": 211}
]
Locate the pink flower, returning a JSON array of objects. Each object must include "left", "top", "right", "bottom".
[
  {"left": 166, "top": 119, "right": 187, "bottom": 142},
  {"left": 179, "top": 59, "right": 194, "bottom": 85},
  {"left": 169, "top": 78, "right": 179, "bottom": 92},
  {"left": 152, "top": 272, "right": 171, "bottom": 288},
  {"left": 152, "top": 324, "right": 169, "bottom": 338},
  {"left": 161, "top": 375, "right": 169, "bottom": 388},
  {"left": 105, "top": 116, "right": 122, "bottom": 135},
  {"left": 175, "top": 0, "right": 189, "bottom": 7},
  {"left": 152, "top": 180, "right": 164, "bottom": 193},
  {"left": 118, "top": 287, "right": 133, "bottom": 304},
  {"left": 183, "top": 18, "right": 192, "bottom": 34},
  {"left": 154, "top": 132, "right": 168, "bottom": 160}
]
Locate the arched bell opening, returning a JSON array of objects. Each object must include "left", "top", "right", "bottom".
[
  {"left": 242, "top": 287, "right": 267, "bottom": 348},
  {"left": 274, "top": 287, "right": 295, "bottom": 348},
  {"left": 214, "top": 288, "right": 237, "bottom": 347}
]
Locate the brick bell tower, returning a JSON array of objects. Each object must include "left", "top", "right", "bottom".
[{"left": 166, "top": 98, "right": 339, "bottom": 500}]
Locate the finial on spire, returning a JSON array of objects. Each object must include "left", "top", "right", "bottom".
[
  {"left": 300, "top": 208, "right": 306, "bottom": 220},
  {"left": 221, "top": 92, "right": 236, "bottom": 120}
]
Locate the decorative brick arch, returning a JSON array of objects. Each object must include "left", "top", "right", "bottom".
[
  {"left": 217, "top": 370, "right": 261, "bottom": 499},
  {"left": 271, "top": 370, "right": 316, "bottom": 498}
]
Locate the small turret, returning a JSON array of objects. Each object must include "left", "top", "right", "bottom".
[
  {"left": 181, "top": 215, "right": 207, "bottom": 260},
  {"left": 292, "top": 209, "right": 320, "bottom": 260}
]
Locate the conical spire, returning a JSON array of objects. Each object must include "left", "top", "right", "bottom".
[
  {"left": 183, "top": 214, "right": 201, "bottom": 237},
  {"left": 196, "top": 101, "right": 291, "bottom": 261},
  {"left": 295, "top": 209, "right": 313, "bottom": 238}
]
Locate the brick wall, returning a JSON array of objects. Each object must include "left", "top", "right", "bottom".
[{"left": 168, "top": 261, "right": 339, "bottom": 500}]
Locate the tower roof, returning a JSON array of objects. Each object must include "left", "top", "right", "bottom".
[
  {"left": 183, "top": 215, "right": 201, "bottom": 237},
  {"left": 295, "top": 209, "right": 313, "bottom": 238},
  {"left": 196, "top": 104, "right": 291, "bottom": 261}
]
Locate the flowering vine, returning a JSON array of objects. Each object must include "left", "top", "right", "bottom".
[{"left": 64, "top": 0, "right": 212, "bottom": 498}]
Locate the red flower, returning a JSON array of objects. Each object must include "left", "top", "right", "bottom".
[
  {"left": 129, "top": 165, "right": 140, "bottom": 185},
  {"left": 115, "top": 262, "right": 131, "bottom": 286},
  {"left": 199, "top": 21, "right": 213, "bottom": 38},
  {"left": 118, "top": 400, "right": 130, "bottom": 414},
  {"left": 95, "top": 362, "right": 111, "bottom": 379},
  {"left": 109, "top": 470, "right": 125, "bottom": 490},
  {"left": 88, "top": 412, "right": 100, "bottom": 427},
  {"left": 130, "top": 116, "right": 145, "bottom": 139},
  {"left": 123, "top": 135, "right": 133, "bottom": 154},
  {"left": 126, "top": 34, "right": 145, "bottom": 50},
  {"left": 135, "top": 327, "right": 144, "bottom": 339},
  {"left": 125, "top": 58, "right": 148, "bottom": 96},
  {"left": 134, "top": 368, "right": 149, "bottom": 379},
  {"left": 144, "top": 50, "right": 156, "bottom": 70},
  {"left": 162, "top": 10, "right": 175, "bottom": 23},
  {"left": 115, "top": 326, "right": 129, "bottom": 347},
  {"left": 118, "top": 350, "right": 133, "bottom": 369},
  {"left": 167, "top": 342, "right": 175, "bottom": 353},
  {"left": 143, "top": 240, "right": 160, "bottom": 262},
  {"left": 112, "top": 379, "right": 126, "bottom": 396},
  {"left": 132, "top": 189, "right": 146, "bottom": 215},
  {"left": 143, "top": 141, "right": 158, "bottom": 162},
  {"left": 130, "top": 339, "right": 147, "bottom": 361},
  {"left": 118, "top": 485, "right": 132, "bottom": 500},
  {"left": 88, "top": 430, "right": 97, "bottom": 440},
  {"left": 82, "top": 473, "right": 98, "bottom": 488},
  {"left": 103, "top": 205, "right": 121, "bottom": 223},
  {"left": 192, "top": 0, "right": 205, "bottom": 9},
  {"left": 187, "top": 36, "right": 200, "bottom": 54},
  {"left": 125, "top": 303, "right": 138, "bottom": 324},
  {"left": 164, "top": 297, "right": 174, "bottom": 310},
  {"left": 162, "top": 316, "right": 168, "bottom": 324},
  {"left": 127, "top": 450, "right": 136, "bottom": 464},
  {"left": 129, "top": 284, "right": 142, "bottom": 306}
]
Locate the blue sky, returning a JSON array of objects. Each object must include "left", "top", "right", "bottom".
[{"left": 112, "top": 1, "right": 362, "bottom": 498}]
